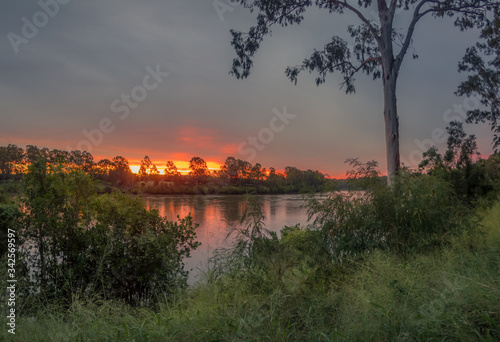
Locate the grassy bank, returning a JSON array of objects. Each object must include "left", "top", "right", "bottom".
[{"left": 5, "top": 200, "right": 499, "bottom": 341}]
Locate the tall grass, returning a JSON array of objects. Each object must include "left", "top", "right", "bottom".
[{"left": 307, "top": 169, "right": 476, "bottom": 260}]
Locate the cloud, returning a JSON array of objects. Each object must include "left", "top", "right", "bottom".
[
  {"left": 177, "top": 126, "right": 218, "bottom": 149},
  {"left": 219, "top": 143, "right": 239, "bottom": 155}
]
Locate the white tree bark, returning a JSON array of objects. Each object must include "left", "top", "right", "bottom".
[
  {"left": 378, "top": 1, "right": 401, "bottom": 183},
  {"left": 383, "top": 73, "right": 400, "bottom": 182}
]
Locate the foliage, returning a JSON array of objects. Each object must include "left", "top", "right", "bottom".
[
  {"left": 20, "top": 159, "right": 97, "bottom": 303},
  {"left": 344, "top": 158, "right": 383, "bottom": 189},
  {"left": 88, "top": 193, "right": 200, "bottom": 304},
  {"left": 188, "top": 156, "right": 208, "bottom": 178},
  {"left": 0, "top": 144, "right": 133, "bottom": 185},
  {"left": 138, "top": 155, "right": 160, "bottom": 179},
  {"left": 211, "top": 196, "right": 271, "bottom": 276},
  {"left": 230, "top": 1, "right": 496, "bottom": 86},
  {"left": 212, "top": 195, "right": 335, "bottom": 299},
  {"left": 0, "top": 191, "right": 20, "bottom": 258},
  {"left": 3, "top": 153, "right": 500, "bottom": 341},
  {"left": 308, "top": 160, "right": 474, "bottom": 259},
  {"left": 5, "top": 141, "right": 500, "bottom": 340},
  {"left": 94, "top": 156, "right": 133, "bottom": 185},
  {"left": 164, "top": 160, "right": 179, "bottom": 178},
  {"left": 457, "top": 9, "right": 500, "bottom": 152},
  {"left": 0, "top": 144, "right": 24, "bottom": 180},
  {"left": 420, "top": 121, "right": 500, "bottom": 202},
  {"left": 19, "top": 159, "right": 200, "bottom": 307}
]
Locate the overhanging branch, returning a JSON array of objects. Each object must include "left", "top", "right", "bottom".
[
  {"left": 395, "top": 0, "right": 496, "bottom": 73},
  {"left": 325, "top": 1, "right": 382, "bottom": 48},
  {"left": 395, "top": 0, "right": 430, "bottom": 72}
]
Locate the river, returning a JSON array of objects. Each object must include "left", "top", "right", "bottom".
[{"left": 142, "top": 194, "right": 318, "bottom": 284}]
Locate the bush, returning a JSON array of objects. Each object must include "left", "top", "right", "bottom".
[
  {"left": 307, "top": 162, "right": 475, "bottom": 260},
  {"left": 19, "top": 159, "right": 200, "bottom": 307},
  {"left": 89, "top": 193, "right": 200, "bottom": 304}
]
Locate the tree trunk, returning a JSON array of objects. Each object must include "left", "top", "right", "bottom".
[
  {"left": 379, "top": 5, "right": 401, "bottom": 184},
  {"left": 383, "top": 73, "right": 400, "bottom": 183}
]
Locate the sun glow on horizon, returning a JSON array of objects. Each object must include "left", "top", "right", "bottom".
[
  {"left": 129, "top": 160, "right": 221, "bottom": 175},
  {"left": 94, "top": 154, "right": 337, "bottom": 178}
]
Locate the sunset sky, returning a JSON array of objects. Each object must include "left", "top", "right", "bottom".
[{"left": 0, "top": 1, "right": 495, "bottom": 177}]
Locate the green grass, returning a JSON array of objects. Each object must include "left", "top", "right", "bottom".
[{"left": 4, "top": 202, "right": 500, "bottom": 341}]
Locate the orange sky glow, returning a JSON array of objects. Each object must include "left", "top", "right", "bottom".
[
  {"left": 129, "top": 160, "right": 222, "bottom": 175},
  {"left": 126, "top": 159, "right": 340, "bottom": 178}
]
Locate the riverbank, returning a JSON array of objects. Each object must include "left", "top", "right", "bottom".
[
  {"left": 5, "top": 199, "right": 500, "bottom": 341},
  {"left": 1, "top": 178, "right": 342, "bottom": 197},
  {"left": 127, "top": 180, "right": 342, "bottom": 195}
]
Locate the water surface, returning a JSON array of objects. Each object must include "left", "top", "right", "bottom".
[{"left": 142, "top": 194, "right": 315, "bottom": 284}]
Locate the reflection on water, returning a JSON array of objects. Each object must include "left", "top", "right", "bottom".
[{"left": 142, "top": 194, "right": 316, "bottom": 284}]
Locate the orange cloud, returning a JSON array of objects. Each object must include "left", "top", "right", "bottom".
[
  {"left": 172, "top": 152, "right": 189, "bottom": 160},
  {"left": 177, "top": 126, "right": 217, "bottom": 148},
  {"left": 219, "top": 143, "right": 239, "bottom": 155}
]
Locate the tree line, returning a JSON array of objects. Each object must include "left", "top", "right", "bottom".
[{"left": 0, "top": 144, "right": 332, "bottom": 194}]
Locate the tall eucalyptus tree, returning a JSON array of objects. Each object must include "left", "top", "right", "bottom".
[{"left": 229, "top": 0, "right": 499, "bottom": 180}]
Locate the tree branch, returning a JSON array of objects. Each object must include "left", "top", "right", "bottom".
[
  {"left": 394, "top": 0, "right": 430, "bottom": 72},
  {"left": 389, "top": 0, "right": 398, "bottom": 12},
  {"left": 395, "top": 1, "right": 497, "bottom": 73},
  {"left": 354, "top": 56, "right": 382, "bottom": 73},
  {"left": 325, "top": 1, "right": 382, "bottom": 48},
  {"left": 336, "top": 56, "right": 382, "bottom": 90},
  {"left": 377, "top": 0, "right": 388, "bottom": 12}
]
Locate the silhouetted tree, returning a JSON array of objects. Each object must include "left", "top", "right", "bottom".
[
  {"left": 111, "top": 156, "right": 132, "bottom": 185},
  {"left": 457, "top": 8, "right": 500, "bottom": 152},
  {"left": 69, "top": 150, "right": 94, "bottom": 173},
  {"left": 189, "top": 157, "right": 208, "bottom": 186},
  {"left": 139, "top": 156, "right": 153, "bottom": 179},
  {"left": 164, "top": 161, "right": 179, "bottom": 179},
  {"left": 95, "top": 159, "right": 115, "bottom": 182},
  {"left": 220, "top": 157, "right": 240, "bottom": 185},
  {"left": 250, "top": 163, "right": 266, "bottom": 185},
  {"left": 0, "top": 144, "right": 24, "bottom": 180},
  {"left": 149, "top": 164, "right": 160, "bottom": 176},
  {"left": 25, "top": 145, "right": 42, "bottom": 164}
]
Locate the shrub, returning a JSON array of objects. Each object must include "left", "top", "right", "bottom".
[
  {"left": 19, "top": 159, "right": 200, "bottom": 307},
  {"left": 307, "top": 161, "right": 475, "bottom": 260},
  {"left": 89, "top": 193, "right": 200, "bottom": 304}
]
